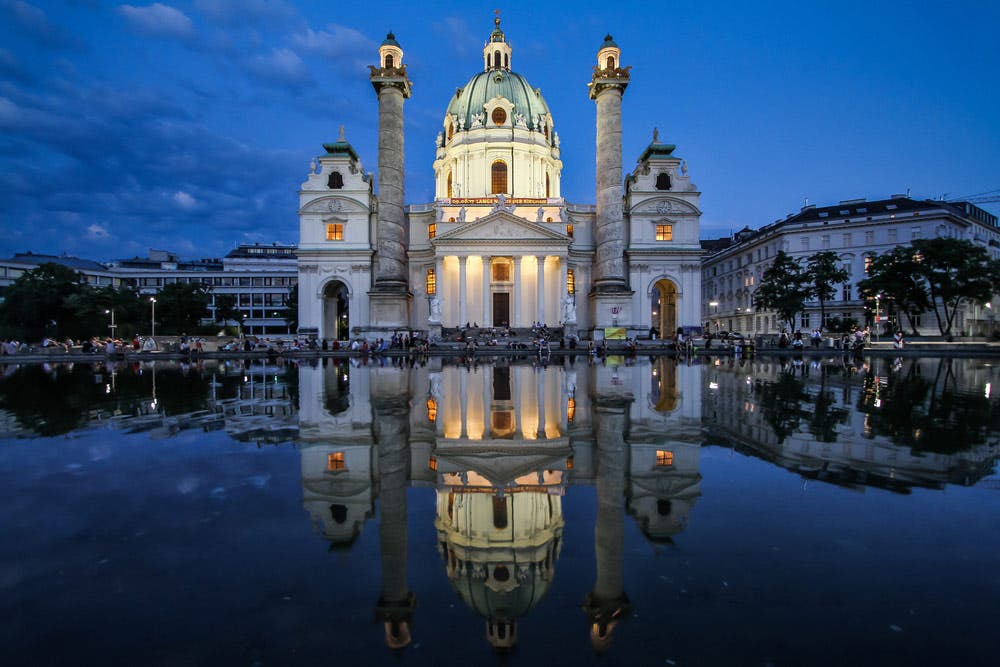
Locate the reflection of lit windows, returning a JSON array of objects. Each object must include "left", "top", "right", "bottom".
[
  {"left": 656, "top": 224, "right": 673, "bottom": 241},
  {"left": 426, "top": 269, "right": 436, "bottom": 295},
  {"left": 426, "top": 397, "right": 437, "bottom": 421},
  {"left": 567, "top": 269, "right": 575, "bottom": 295},
  {"left": 567, "top": 396, "right": 575, "bottom": 421},
  {"left": 566, "top": 455, "right": 574, "bottom": 470},
  {"left": 428, "top": 223, "right": 436, "bottom": 239},
  {"left": 492, "top": 262, "right": 511, "bottom": 282},
  {"left": 566, "top": 223, "right": 574, "bottom": 238},
  {"left": 655, "top": 450, "right": 674, "bottom": 467},
  {"left": 327, "top": 452, "right": 346, "bottom": 471},
  {"left": 326, "top": 223, "right": 344, "bottom": 241},
  {"left": 428, "top": 455, "right": 438, "bottom": 471}
]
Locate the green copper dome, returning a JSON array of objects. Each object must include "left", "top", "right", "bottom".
[{"left": 446, "top": 69, "right": 552, "bottom": 131}]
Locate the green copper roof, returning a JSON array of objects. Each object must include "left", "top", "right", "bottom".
[
  {"left": 381, "top": 31, "right": 400, "bottom": 48},
  {"left": 601, "top": 34, "right": 618, "bottom": 49},
  {"left": 322, "top": 140, "right": 359, "bottom": 162},
  {"left": 446, "top": 69, "right": 551, "bottom": 131}
]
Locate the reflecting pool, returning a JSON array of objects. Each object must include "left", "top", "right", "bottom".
[{"left": 1, "top": 355, "right": 999, "bottom": 666}]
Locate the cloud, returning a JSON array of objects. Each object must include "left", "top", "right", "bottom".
[
  {"left": 118, "top": 3, "right": 195, "bottom": 40},
  {"left": 291, "top": 24, "right": 376, "bottom": 76},
  {"left": 86, "top": 224, "right": 109, "bottom": 239},
  {"left": 173, "top": 190, "right": 196, "bottom": 209},
  {"left": 195, "top": 0, "right": 298, "bottom": 27},
  {"left": 432, "top": 17, "right": 480, "bottom": 57},
  {"left": 1, "top": 0, "right": 84, "bottom": 49},
  {"left": 245, "top": 47, "right": 312, "bottom": 90}
]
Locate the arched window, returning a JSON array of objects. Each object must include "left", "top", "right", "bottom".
[
  {"left": 446, "top": 172, "right": 453, "bottom": 198},
  {"left": 655, "top": 172, "right": 671, "bottom": 190},
  {"left": 606, "top": 55, "right": 615, "bottom": 69},
  {"left": 504, "top": 53, "right": 509, "bottom": 69},
  {"left": 491, "top": 107, "right": 507, "bottom": 125},
  {"left": 491, "top": 161, "right": 507, "bottom": 194},
  {"left": 545, "top": 173, "right": 550, "bottom": 198},
  {"left": 494, "top": 51, "right": 501, "bottom": 68},
  {"left": 384, "top": 54, "right": 394, "bottom": 69},
  {"left": 328, "top": 171, "right": 344, "bottom": 189},
  {"left": 447, "top": 123, "right": 454, "bottom": 141}
]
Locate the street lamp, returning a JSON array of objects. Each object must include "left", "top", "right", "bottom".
[
  {"left": 104, "top": 308, "right": 117, "bottom": 338},
  {"left": 149, "top": 297, "right": 156, "bottom": 339},
  {"left": 709, "top": 301, "right": 719, "bottom": 332},
  {"left": 875, "top": 293, "right": 881, "bottom": 342}
]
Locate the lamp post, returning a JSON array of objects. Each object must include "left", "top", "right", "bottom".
[
  {"left": 875, "top": 293, "right": 881, "bottom": 342},
  {"left": 709, "top": 301, "right": 719, "bottom": 332},
  {"left": 104, "top": 308, "right": 117, "bottom": 339},
  {"left": 149, "top": 297, "right": 156, "bottom": 339}
]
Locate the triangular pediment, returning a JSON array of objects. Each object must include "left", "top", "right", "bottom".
[{"left": 434, "top": 210, "right": 570, "bottom": 246}]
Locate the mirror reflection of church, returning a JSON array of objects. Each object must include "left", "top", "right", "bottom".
[
  {"left": 296, "top": 357, "right": 703, "bottom": 654},
  {"left": 296, "top": 17, "right": 702, "bottom": 342}
]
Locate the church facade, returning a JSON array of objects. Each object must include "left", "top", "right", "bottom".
[{"left": 297, "top": 18, "right": 702, "bottom": 341}]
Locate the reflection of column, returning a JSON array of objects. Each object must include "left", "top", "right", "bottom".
[
  {"left": 513, "top": 256, "right": 522, "bottom": 328},
  {"left": 459, "top": 256, "right": 468, "bottom": 326},
  {"left": 435, "top": 256, "right": 445, "bottom": 324},
  {"left": 482, "top": 256, "right": 491, "bottom": 327},
  {"left": 536, "top": 256, "right": 546, "bottom": 325},
  {"left": 460, "top": 371, "right": 468, "bottom": 438},
  {"left": 584, "top": 396, "right": 631, "bottom": 653},
  {"left": 373, "top": 374, "right": 415, "bottom": 650},
  {"left": 537, "top": 370, "right": 546, "bottom": 438}
]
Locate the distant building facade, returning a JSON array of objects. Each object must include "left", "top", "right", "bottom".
[{"left": 701, "top": 196, "right": 1000, "bottom": 337}]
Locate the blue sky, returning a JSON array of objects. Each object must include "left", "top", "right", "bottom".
[{"left": 1, "top": 0, "right": 998, "bottom": 261}]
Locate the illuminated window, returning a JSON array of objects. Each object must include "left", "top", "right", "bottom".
[
  {"left": 491, "top": 161, "right": 508, "bottom": 194},
  {"left": 326, "top": 223, "right": 344, "bottom": 241},
  {"left": 566, "top": 223, "right": 574, "bottom": 238},
  {"left": 655, "top": 450, "right": 674, "bottom": 467},
  {"left": 567, "top": 397, "right": 575, "bottom": 421},
  {"left": 426, "top": 268, "right": 436, "bottom": 295},
  {"left": 656, "top": 224, "right": 673, "bottom": 241},
  {"left": 446, "top": 172, "right": 453, "bottom": 198},
  {"left": 566, "top": 455, "right": 574, "bottom": 469},
  {"left": 606, "top": 55, "right": 615, "bottom": 69},
  {"left": 447, "top": 123, "right": 454, "bottom": 141},
  {"left": 327, "top": 452, "right": 346, "bottom": 471},
  {"left": 545, "top": 173, "right": 550, "bottom": 198},
  {"left": 492, "top": 107, "right": 507, "bottom": 125},
  {"left": 492, "top": 262, "right": 510, "bottom": 282},
  {"left": 428, "top": 455, "right": 438, "bottom": 471},
  {"left": 426, "top": 397, "right": 437, "bottom": 422},
  {"left": 384, "top": 54, "right": 394, "bottom": 69},
  {"left": 864, "top": 256, "right": 873, "bottom": 274},
  {"left": 428, "top": 223, "right": 436, "bottom": 239},
  {"left": 567, "top": 269, "right": 575, "bottom": 295}
]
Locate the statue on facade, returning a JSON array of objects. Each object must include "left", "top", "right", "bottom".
[
  {"left": 429, "top": 295, "right": 443, "bottom": 321},
  {"left": 562, "top": 294, "right": 576, "bottom": 323},
  {"left": 536, "top": 207, "right": 545, "bottom": 222},
  {"left": 457, "top": 206, "right": 467, "bottom": 222},
  {"left": 436, "top": 131, "right": 443, "bottom": 147},
  {"left": 471, "top": 111, "right": 485, "bottom": 128},
  {"left": 309, "top": 158, "right": 317, "bottom": 175}
]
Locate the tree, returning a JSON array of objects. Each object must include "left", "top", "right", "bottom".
[
  {"left": 857, "top": 246, "right": 931, "bottom": 335},
  {"left": 283, "top": 283, "right": 298, "bottom": 333},
  {"left": 212, "top": 293, "right": 239, "bottom": 326},
  {"left": 0, "top": 263, "right": 90, "bottom": 340},
  {"left": 154, "top": 282, "right": 211, "bottom": 334},
  {"left": 804, "top": 251, "right": 849, "bottom": 330},
  {"left": 753, "top": 251, "right": 809, "bottom": 331},
  {"left": 910, "top": 238, "right": 1000, "bottom": 339}
]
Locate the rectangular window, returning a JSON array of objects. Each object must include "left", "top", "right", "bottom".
[
  {"left": 656, "top": 450, "right": 674, "bottom": 467},
  {"left": 326, "top": 223, "right": 344, "bottom": 241},
  {"left": 821, "top": 235, "right": 830, "bottom": 249},
  {"left": 801, "top": 237, "right": 810, "bottom": 250},
  {"left": 912, "top": 226, "right": 921, "bottom": 240},
  {"left": 566, "top": 223, "right": 574, "bottom": 238},
  {"left": 428, "top": 455, "right": 438, "bottom": 471},
  {"left": 801, "top": 313, "right": 810, "bottom": 328},
  {"left": 865, "top": 231, "right": 874, "bottom": 244},
  {"left": 843, "top": 233, "right": 852, "bottom": 247},
  {"left": 842, "top": 283, "right": 851, "bottom": 301},
  {"left": 492, "top": 263, "right": 511, "bottom": 282},
  {"left": 426, "top": 268, "right": 436, "bottom": 295},
  {"left": 428, "top": 223, "right": 436, "bottom": 239},
  {"left": 888, "top": 228, "right": 897, "bottom": 242},
  {"left": 656, "top": 224, "right": 673, "bottom": 241},
  {"left": 327, "top": 452, "right": 346, "bottom": 471},
  {"left": 567, "top": 268, "right": 575, "bottom": 295}
]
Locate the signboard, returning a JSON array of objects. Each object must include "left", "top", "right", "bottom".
[
  {"left": 449, "top": 197, "right": 548, "bottom": 206},
  {"left": 604, "top": 327, "right": 627, "bottom": 340}
]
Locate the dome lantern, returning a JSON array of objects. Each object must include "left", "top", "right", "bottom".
[
  {"left": 379, "top": 31, "right": 403, "bottom": 70},
  {"left": 597, "top": 34, "right": 620, "bottom": 72},
  {"left": 483, "top": 11, "right": 512, "bottom": 71}
]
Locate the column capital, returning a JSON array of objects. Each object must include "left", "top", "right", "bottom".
[
  {"left": 589, "top": 66, "right": 630, "bottom": 100},
  {"left": 370, "top": 66, "right": 412, "bottom": 98}
]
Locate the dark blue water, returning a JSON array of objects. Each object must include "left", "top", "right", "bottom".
[{"left": 1, "top": 356, "right": 998, "bottom": 666}]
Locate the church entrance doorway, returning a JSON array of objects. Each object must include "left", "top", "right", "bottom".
[
  {"left": 652, "top": 279, "right": 678, "bottom": 339},
  {"left": 322, "top": 281, "right": 349, "bottom": 340},
  {"left": 493, "top": 292, "right": 510, "bottom": 327}
]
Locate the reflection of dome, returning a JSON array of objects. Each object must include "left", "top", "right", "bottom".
[
  {"left": 446, "top": 70, "right": 552, "bottom": 132},
  {"left": 435, "top": 489, "right": 563, "bottom": 651}
]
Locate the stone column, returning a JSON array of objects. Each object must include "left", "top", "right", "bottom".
[
  {"left": 584, "top": 395, "right": 632, "bottom": 653},
  {"left": 372, "top": 369, "right": 415, "bottom": 650},
  {"left": 590, "top": 59, "right": 629, "bottom": 294},
  {"left": 482, "top": 256, "right": 491, "bottom": 327},
  {"left": 536, "top": 256, "right": 546, "bottom": 325},
  {"left": 536, "top": 370, "right": 546, "bottom": 438},
  {"left": 459, "top": 256, "right": 468, "bottom": 327},
  {"left": 368, "top": 41, "right": 413, "bottom": 334},
  {"left": 513, "top": 256, "right": 522, "bottom": 328}
]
